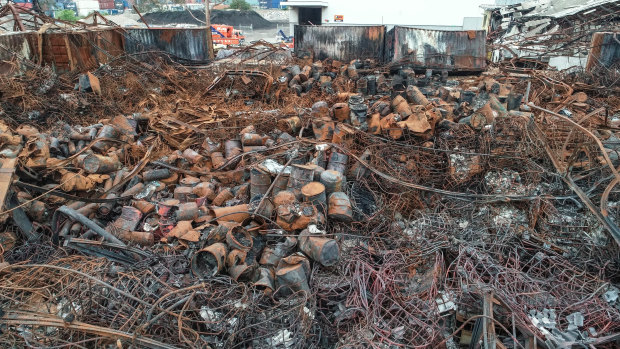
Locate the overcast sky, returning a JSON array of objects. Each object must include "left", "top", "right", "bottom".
[{"left": 405, "top": 0, "right": 489, "bottom": 26}]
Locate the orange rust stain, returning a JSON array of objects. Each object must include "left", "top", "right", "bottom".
[
  {"left": 159, "top": 30, "right": 178, "bottom": 43},
  {"left": 366, "top": 27, "right": 383, "bottom": 41}
]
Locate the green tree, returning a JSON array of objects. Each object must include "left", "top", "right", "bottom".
[
  {"left": 56, "top": 9, "right": 79, "bottom": 22},
  {"left": 229, "top": 0, "right": 252, "bottom": 11}
]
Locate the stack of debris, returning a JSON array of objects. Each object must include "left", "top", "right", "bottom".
[
  {"left": 0, "top": 42, "right": 619, "bottom": 349},
  {"left": 484, "top": 0, "right": 620, "bottom": 71}
]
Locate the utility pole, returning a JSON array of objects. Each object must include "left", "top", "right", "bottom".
[{"left": 204, "top": 0, "right": 214, "bottom": 60}]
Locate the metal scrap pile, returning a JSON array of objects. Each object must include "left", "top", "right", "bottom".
[{"left": 0, "top": 50, "right": 619, "bottom": 349}]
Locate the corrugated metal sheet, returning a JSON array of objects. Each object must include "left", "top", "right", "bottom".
[
  {"left": 0, "top": 32, "right": 35, "bottom": 61},
  {"left": 0, "top": 32, "right": 36, "bottom": 75},
  {"left": 294, "top": 25, "right": 385, "bottom": 62},
  {"left": 125, "top": 28, "right": 208, "bottom": 62},
  {"left": 386, "top": 26, "right": 486, "bottom": 71},
  {"left": 43, "top": 29, "right": 125, "bottom": 73},
  {"left": 586, "top": 32, "right": 620, "bottom": 72}
]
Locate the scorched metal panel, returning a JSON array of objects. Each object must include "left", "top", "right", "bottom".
[
  {"left": 386, "top": 27, "right": 486, "bottom": 71},
  {"left": 125, "top": 28, "right": 208, "bottom": 62},
  {"left": 294, "top": 25, "right": 385, "bottom": 62}
]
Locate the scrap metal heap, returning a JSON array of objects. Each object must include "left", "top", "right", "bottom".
[{"left": 0, "top": 48, "right": 619, "bottom": 349}]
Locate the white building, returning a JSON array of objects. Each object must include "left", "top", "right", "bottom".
[{"left": 280, "top": 0, "right": 485, "bottom": 33}]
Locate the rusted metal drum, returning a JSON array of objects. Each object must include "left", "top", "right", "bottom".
[
  {"left": 212, "top": 188, "right": 234, "bottom": 206},
  {"left": 275, "top": 254, "right": 311, "bottom": 296},
  {"left": 277, "top": 116, "right": 301, "bottom": 134},
  {"left": 327, "top": 192, "right": 353, "bottom": 223},
  {"left": 272, "top": 172, "right": 290, "bottom": 195},
  {"left": 142, "top": 169, "right": 171, "bottom": 181},
  {"left": 320, "top": 170, "right": 344, "bottom": 197},
  {"left": 273, "top": 191, "right": 297, "bottom": 208},
  {"left": 301, "top": 182, "right": 327, "bottom": 213},
  {"left": 226, "top": 226, "right": 253, "bottom": 252},
  {"left": 299, "top": 230, "right": 340, "bottom": 267},
  {"left": 250, "top": 168, "right": 271, "bottom": 198},
  {"left": 327, "top": 152, "right": 348, "bottom": 174},
  {"left": 82, "top": 154, "right": 121, "bottom": 174},
  {"left": 173, "top": 186, "right": 195, "bottom": 202},
  {"left": 287, "top": 164, "right": 316, "bottom": 200},
  {"left": 242, "top": 133, "right": 266, "bottom": 146},
  {"left": 210, "top": 152, "right": 226, "bottom": 168},
  {"left": 211, "top": 204, "right": 250, "bottom": 224},
  {"left": 224, "top": 140, "right": 242, "bottom": 159},
  {"left": 254, "top": 267, "right": 275, "bottom": 292},
  {"left": 332, "top": 103, "right": 350, "bottom": 122},
  {"left": 182, "top": 148, "right": 203, "bottom": 164},
  {"left": 112, "top": 206, "right": 143, "bottom": 232},
  {"left": 176, "top": 202, "right": 198, "bottom": 221},
  {"left": 191, "top": 243, "right": 228, "bottom": 278}
]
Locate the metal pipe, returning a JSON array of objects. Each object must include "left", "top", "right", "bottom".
[{"left": 56, "top": 206, "right": 125, "bottom": 246}]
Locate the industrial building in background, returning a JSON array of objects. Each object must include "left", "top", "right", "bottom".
[{"left": 281, "top": 0, "right": 485, "bottom": 33}]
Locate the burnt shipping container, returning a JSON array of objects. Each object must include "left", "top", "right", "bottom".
[
  {"left": 294, "top": 25, "right": 385, "bottom": 62},
  {"left": 385, "top": 26, "right": 486, "bottom": 71}
]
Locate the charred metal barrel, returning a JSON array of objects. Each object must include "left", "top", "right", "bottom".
[
  {"left": 320, "top": 170, "right": 344, "bottom": 197},
  {"left": 250, "top": 195, "right": 275, "bottom": 219},
  {"left": 348, "top": 149, "right": 372, "bottom": 179},
  {"left": 82, "top": 154, "right": 121, "bottom": 174},
  {"left": 356, "top": 77, "right": 368, "bottom": 95},
  {"left": 392, "top": 95, "right": 412, "bottom": 118},
  {"left": 111, "top": 206, "right": 142, "bottom": 234},
  {"left": 212, "top": 188, "right": 234, "bottom": 206},
  {"left": 312, "top": 101, "right": 330, "bottom": 118},
  {"left": 301, "top": 182, "right": 327, "bottom": 213},
  {"left": 254, "top": 267, "right": 275, "bottom": 292},
  {"left": 176, "top": 202, "right": 198, "bottom": 221},
  {"left": 367, "top": 75, "right": 377, "bottom": 95},
  {"left": 191, "top": 243, "right": 228, "bottom": 277},
  {"left": 182, "top": 148, "right": 203, "bottom": 164},
  {"left": 272, "top": 172, "right": 290, "bottom": 195},
  {"left": 275, "top": 254, "right": 311, "bottom": 296},
  {"left": 277, "top": 116, "right": 301, "bottom": 135},
  {"left": 142, "top": 168, "right": 171, "bottom": 182},
  {"left": 287, "top": 164, "right": 316, "bottom": 200},
  {"left": 327, "top": 152, "right": 348, "bottom": 174},
  {"left": 327, "top": 192, "right": 353, "bottom": 223},
  {"left": 332, "top": 103, "right": 350, "bottom": 122},
  {"left": 250, "top": 168, "right": 271, "bottom": 198},
  {"left": 224, "top": 140, "right": 242, "bottom": 159},
  {"left": 226, "top": 226, "right": 253, "bottom": 252},
  {"left": 211, "top": 204, "right": 250, "bottom": 224},
  {"left": 173, "top": 186, "right": 195, "bottom": 202},
  {"left": 406, "top": 85, "right": 431, "bottom": 106},
  {"left": 242, "top": 133, "right": 266, "bottom": 146},
  {"left": 299, "top": 230, "right": 340, "bottom": 267}
]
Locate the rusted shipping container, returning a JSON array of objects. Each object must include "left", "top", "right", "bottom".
[
  {"left": 385, "top": 26, "right": 486, "bottom": 71},
  {"left": 125, "top": 28, "right": 208, "bottom": 62},
  {"left": 586, "top": 32, "right": 620, "bottom": 72},
  {"left": 294, "top": 25, "right": 385, "bottom": 62}
]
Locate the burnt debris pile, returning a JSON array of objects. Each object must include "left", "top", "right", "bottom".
[{"left": 0, "top": 46, "right": 619, "bottom": 349}]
